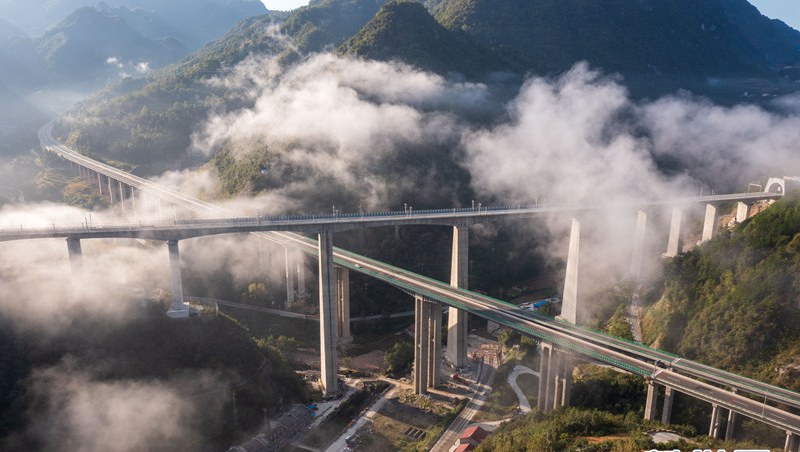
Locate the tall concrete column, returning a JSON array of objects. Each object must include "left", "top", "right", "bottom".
[
  {"left": 66, "top": 237, "right": 83, "bottom": 277},
  {"left": 166, "top": 240, "right": 189, "bottom": 318},
  {"left": 414, "top": 295, "right": 430, "bottom": 395},
  {"left": 736, "top": 202, "right": 751, "bottom": 224},
  {"left": 630, "top": 210, "right": 647, "bottom": 280},
  {"left": 709, "top": 404, "right": 722, "bottom": 438},
  {"left": 701, "top": 204, "right": 718, "bottom": 243},
  {"left": 130, "top": 187, "right": 137, "bottom": 219},
  {"left": 317, "top": 231, "right": 338, "bottom": 396},
  {"left": 296, "top": 250, "right": 306, "bottom": 298},
  {"left": 560, "top": 218, "right": 580, "bottom": 324},
  {"left": 97, "top": 173, "right": 103, "bottom": 194},
  {"left": 551, "top": 352, "right": 564, "bottom": 411},
  {"left": 786, "top": 432, "right": 800, "bottom": 452},
  {"left": 427, "top": 301, "right": 442, "bottom": 388},
  {"left": 725, "top": 409, "right": 738, "bottom": 441},
  {"left": 336, "top": 267, "right": 351, "bottom": 343},
  {"left": 665, "top": 207, "right": 683, "bottom": 257},
  {"left": 284, "top": 247, "right": 295, "bottom": 307},
  {"left": 644, "top": 381, "right": 658, "bottom": 421},
  {"left": 107, "top": 177, "right": 114, "bottom": 204},
  {"left": 118, "top": 181, "right": 126, "bottom": 215},
  {"left": 448, "top": 224, "right": 469, "bottom": 367},
  {"left": 661, "top": 386, "right": 675, "bottom": 424},
  {"left": 537, "top": 343, "right": 552, "bottom": 412}
]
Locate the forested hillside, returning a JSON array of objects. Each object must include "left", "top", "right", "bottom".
[
  {"left": 643, "top": 195, "right": 800, "bottom": 390},
  {"left": 0, "top": 304, "right": 307, "bottom": 451}
]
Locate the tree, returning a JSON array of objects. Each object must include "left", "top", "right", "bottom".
[{"left": 384, "top": 341, "right": 414, "bottom": 377}]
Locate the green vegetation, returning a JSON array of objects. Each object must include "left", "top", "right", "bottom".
[
  {"left": 0, "top": 304, "right": 308, "bottom": 449},
  {"left": 642, "top": 195, "right": 800, "bottom": 388},
  {"left": 475, "top": 407, "right": 767, "bottom": 452},
  {"left": 339, "top": 0, "right": 508, "bottom": 77},
  {"left": 384, "top": 340, "right": 414, "bottom": 376}
]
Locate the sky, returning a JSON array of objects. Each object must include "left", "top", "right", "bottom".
[
  {"left": 749, "top": 0, "right": 800, "bottom": 30},
  {"left": 259, "top": 1, "right": 800, "bottom": 29}
]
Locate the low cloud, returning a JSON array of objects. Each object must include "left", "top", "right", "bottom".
[{"left": 25, "top": 363, "right": 227, "bottom": 452}]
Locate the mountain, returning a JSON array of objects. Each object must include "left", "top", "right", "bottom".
[
  {"left": 0, "top": 19, "right": 47, "bottom": 90},
  {"left": 0, "top": 0, "right": 267, "bottom": 49},
  {"left": 34, "top": 5, "right": 188, "bottom": 84},
  {"left": 719, "top": 0, "right": 800, "bottom": 68},
  {"left": 643, "top": 195, "right": 800, "bottom": 389},
  {"left": 281, "top": 0, "right": 388, "bottom": 57},
  {"left": 434, "top": 0, "right": 768, "bottom": 78},
  {"left": 54, "top": 0, "right": 390, "bottom": 167},
  {"left": 339, "top": 0, "right": 510, "bottom": 77}
]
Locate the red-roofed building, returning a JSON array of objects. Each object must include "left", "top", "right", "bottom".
[
  {"left": 459, "top": 425, "right": 489, "bottom": 448},
  {"left": 454, "top": 443, "right": 475, "bottom": 452}
]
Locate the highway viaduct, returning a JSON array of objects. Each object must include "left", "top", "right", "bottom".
[{"left": 27, "top": 125, "right": 800, "bottom": 449}]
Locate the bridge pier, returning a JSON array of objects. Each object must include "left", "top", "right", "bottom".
[
  {"left": 448, "top": 224, "right": 469, "bottom": 368},
  {"left": 630, "top": 210, "right": 647, "bottom": 280},
  {"left": 66, "top": 237, "right": 82, "bottom": 277},
  {"left": 708, "top": 403, "right": 722, "bottom": 438},
  {"left": 130, "top": 187, "right": 137, "bottom": 219},
  {"left": 661, "top": 386, "right": 674, "bottom": 424},
  {"left": 786, "top": 432, "right": 800, "bottom": 452},
  {"left": 537, "top": 343, "right": 551, "bottom": 412},
  {"left": 166, "top": 240, "right": 189, "bottom": 318},
  {"left": 701, "top": 203, "right": 718, "bottom": 243},
  {"left": 97, "top": 173, "right": 103, "bottom": 194},
  {"left": 336, "top": 267, "right": 351, "bottom": 343},
  {"left": 118, "top": 181, "right": 126, "bottom": 215},
  {"left": 296, "top": 250, "right": 307, "bottom": 299},
  {"left": 536, "top": 343, "right": 571, "bottom": 412},
  {"left": 644, "top": 381, "right": 658, "bottom": 421},
  {"left": 107, "top": 176, "right": 114, "bottom": 205},
  {"left": 414, "top": 295, "right": 430, "bottom": 395},
  {"left": 665, "top": 207, "right": 683, "bottom": 257},
  {"left": 736, "top": 201, "right": 751, "bottom": 224},
  {"left": 284, "top": 246, "right": 295, "bottom": 307},
  {"left": 725, "top": 408, "right": 738, "bottom": 441},
  {"left": 559, "top": 218, "right": 580, "bottom": 324},
  {"left": 317, "top": 231, "right": 338, "bottom": 396},
  {"left": 414, "top": 296, "right": 442, "bottom": 394}
]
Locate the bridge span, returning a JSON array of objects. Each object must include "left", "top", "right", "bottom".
[{"left": 31, "top": 124, "right": 800, "bottom": 449}]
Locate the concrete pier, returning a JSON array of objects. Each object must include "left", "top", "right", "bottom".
[
  {"left": 786, "top": 432, "right": 800, "bottom": 452},
  {"left": 736, "top": 202, "right": 751, "bottom": 224},
  {"left": 725, "top": 408, "right": 738, "bottom": 441},
  {"left": 427, "top": 301, "right": 442, "bottom": 388},
  {"left": 661, "top": 386, "right": 674, "bottom": 424},
  {"left": 537, "top": 343, "right": 552, "bottom": 412},
  {"left": 536, "top": 343, "right": 571, "bottom": 412},
  {"left": 336, "top": 267, "right": 351, "bottom": 343},
  {"left": 284, "top": 246, "right": 295, "bottom": 307},
  {"left": 414, "top": 295, "right": 430, "bottom": 395},
  {"left": 630, "top": 210, "right": 647, "bottom": 280},
  {"left": 448, "top": 224, "right": 469, "bottom": 367},
  {"left": 317, "top": 231, "right": 338, "bottom": 396},
  {"left": 560, "top": 218, "right": 580, "bottom": 324},
  {"left": 130, "top": 187, "right": 137, "bottom": 219},
  {"left": 414, "top": 296, "right": 442, "bottom": 394},
  {"left": 66, "top": 237, "right": 82, "bottom": 277},
  {"left": 701, "top": 203, "right": 718, "bottom": 243},
  {"left": 644, "top": 381, "right": 658, "bottom": 421},
  {"left": 296, "top": 250, "right": 306, "bottom": 299},
  {"left": 118, "top": 181, "right": 126, "bottom": 215},
  {"left": 97, "top": 173, "right": 103, "bottom": 194},
  {"left": 166, "top": 240, "right": 189, "bottom": 318},
  {"left": 709, "top": 404, "right": 722, "bottom": 438},
  {"left": 107, "top": 177, "right": 114, "bottom": 204},
  {"left": 665, "top": 207, "right": 683, "bottom": 257}
]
